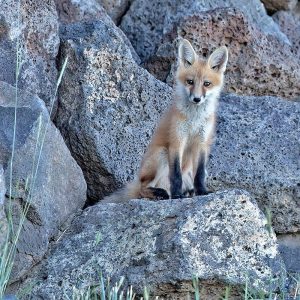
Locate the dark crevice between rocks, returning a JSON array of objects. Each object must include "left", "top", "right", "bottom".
[{"left": 116, "top": 0, "right": 134, "bottom": 27}]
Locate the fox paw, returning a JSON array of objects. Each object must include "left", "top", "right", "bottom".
[
  {"left": 148, "top": 187, "right": 169, "bottom": 200},
  {"left": 197, "top": 190, "right": 213, "bottom": 196},
  {"left": 171, "top": 193, "right": 185, "bottom": 199},
  {"left": 183, "top": 189, "right": 195, "bottom": 198}
]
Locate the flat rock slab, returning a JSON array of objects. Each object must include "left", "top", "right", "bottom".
[
  {"left": 208, "top": 94, "right": 300, "bottom": 233},
  {"left": 0, "top": 81, "right": 87, "bottom": 281},
  {"left": 25, "top": 190, "right": 283, "bottom": 299}
]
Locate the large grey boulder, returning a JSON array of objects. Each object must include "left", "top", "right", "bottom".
[
  {"left": 208, "top": 93, "right": 300, "bottom": 234},
  {"left": 0, "top": 0, "right": 59, "bottom": 111},
  {"left": 22, "top": 190, "right": 284, "bottom": 299},
  {"left": 0, "top": 81, "right": 87, "bottom": 281},
  {"left": 55, "top": 21, "right": 171, "bottom": 201},
  {"left": 120, "top": 0, "right": 288, "bottom": 62},
  {"left": 54, "top": 0, "right": 140, "bottom": 63},
  {"left": 144, "top": 8, "right": 300, "bottom": 100}
]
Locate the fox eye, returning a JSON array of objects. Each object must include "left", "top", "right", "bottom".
[
  {"left": 186, "top": 79, "right": 194, "bottom": 85},
  {"left": 203, "top": 81, "right": 211, "bottom": 87}
]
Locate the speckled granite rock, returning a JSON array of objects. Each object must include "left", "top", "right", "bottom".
[
  {"left": 208, "top": 93, "right": 300, "bottom": 233},
  {"left": 55, "top": 21, "right": 171, "bottom": 201},
  {"left": 120, "top": 0, "right": 288, "bottom": 62},
  {"left": 0, "top": 81, "right": 87, "bottom": 282},
  {"left": 145, "top": 8, "right": 300, "bottom": 100},
  {"left": 0, "top": 0, "right": 59, "bottom": 111},
  {"left": 21, "top": 190, "right": 284, "bottom": 299}
]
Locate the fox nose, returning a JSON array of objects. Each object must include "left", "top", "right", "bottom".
[{"left": 193, "top": 97, "right": 201, "bottom": 103}]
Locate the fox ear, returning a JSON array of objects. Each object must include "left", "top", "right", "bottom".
[
  {"left": 178, "top": 39, "right": 197, "bottom": 67},
  {"left": 208, "top": 46, "right": 228, "bottom": 72}
]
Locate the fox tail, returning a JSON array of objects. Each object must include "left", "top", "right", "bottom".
[
  {"left": 101, "top": 180, "right": 170, "bottom": 203},
  {"left": 101, "top": 180, "right": 141, "bottom": 203}
]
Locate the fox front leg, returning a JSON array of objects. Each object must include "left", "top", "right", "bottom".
[
  {"left": 168, "top": 148, "right": 183, "bottom": 199},
  {"left": 194, "top": 151, "right": 210, "bottom": 196}
]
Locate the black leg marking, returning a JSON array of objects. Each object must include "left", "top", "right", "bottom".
[
  {"left": 148, "top": 187, "right": 169, "bottom": 200},
  {"left": 170, "top": 155, "right": 183, "bottom": 199},
  {"left": 194, "top": 152, "right": 209, "bottom": 196},
  {"left": 182, "top": 188, "right": 195, "bottom": 198}
]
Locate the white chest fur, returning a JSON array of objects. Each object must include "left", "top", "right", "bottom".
[{"left": 176, "top": 97, "right": 217, "bottom": 142}]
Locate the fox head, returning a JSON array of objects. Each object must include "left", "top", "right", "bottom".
[{"left": 176, "top": 39, "right": 228, "bottom": 105}]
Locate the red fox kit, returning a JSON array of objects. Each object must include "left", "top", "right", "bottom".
[{"left": 103, "top": 39, "right": 228, "bottom": 202}]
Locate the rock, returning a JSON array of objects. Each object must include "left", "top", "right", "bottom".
[
  {"left": 120, "top": 0, "right": 288, "bottom": 62},
  {"left": 54, "top": 0, "right": 111, "bottom": 24},
  {"left": 54, "top": 0, "right": 140, "bottom": 63},
  {"left": 55, "top": 21, "right": 171, "bottom": 201},
  {"left": 278, "top": 233, "right": 300, "bottom": 272},
  {"left": 55, "top": 18, "right": 299, "bottom": 232},
  {"left": 0, "top": 0, "right": 60, "bottom": 112},
  {"left": 273, "top": 10, "right": 300, "bottom": 59},
  {"left": 261, "top": 0, "right": 298, "bottom": 13},
  {"left": 145, "top": 8, "right": 300, "bottom": 100},
  {"left": 99, "top": 0, "right": 132, "bottom": 24},
  {"left": 0, "top": 81, "right": 87, "bottom": 281},
  {"left": 22, "top": 190, "right": 284, "bottom": 299},
  {"left": 54, "top": 0, "right": 132, "bottom": 25},
  {"left": 0, "top": 165, "right": 7, "bottom": 249},
  {"left": 208, "top": 93, "right": 300, "bottom": 233}
]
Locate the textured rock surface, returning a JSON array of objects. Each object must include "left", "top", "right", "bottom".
[
  {"left": 0, "top": 166, "right": 7, "bottom": 249},
  {"left": 100, "top": 0, "right": 131, "bottom": 24},
  {"left": 0, "top": 81, "right": 87, "bottom": 281},
  {"left": 0, "top": 0, "right": 59, "bottom": 111},
  {"left": 273, "top": 10, "right": 300, "bottom": 59},
  {"left": 145, "top": 8, "right": 300, "bottom": 100},
  {"left": 54, "top": 0, "right": 111, "bottom": 24},
  {"left": 22, "top": 190, "right": 284, "bottom": 299},
  {"left": 278, "top": 233, "right": 300, "bottom": 272},
  {"left": 55, "top": 21, "right": 171, "bottom": 201},
  {"left": 54, "top": 0, "right": 140, "bottom": 64},
  {"left": 208, "top": 94, "right": 300, "bottom": 233},
  {"left": 261, "top": 0, "right": 298, "bottom": 13},
  {"left": 120, "top": 0, "right": 288, "bottom": 62}
]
